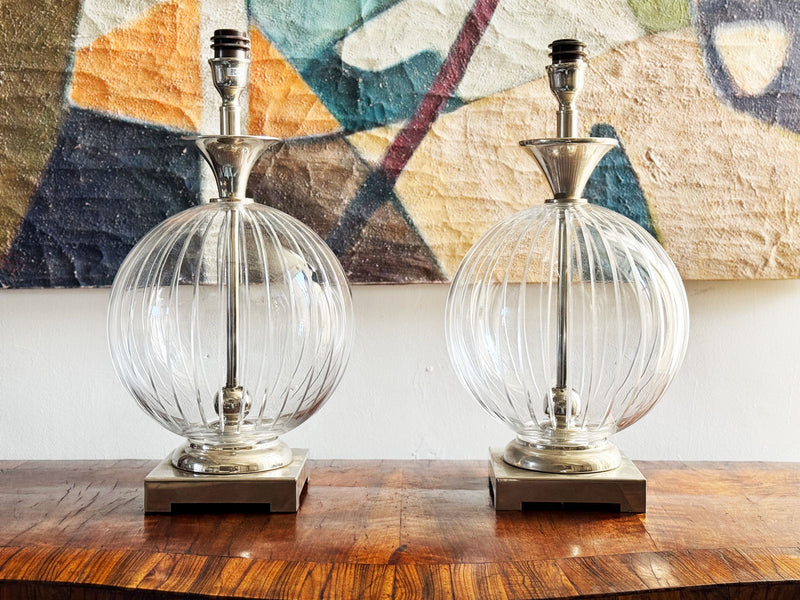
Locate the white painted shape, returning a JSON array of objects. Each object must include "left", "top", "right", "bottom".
[
  {"left": 338, "top": 0, "right": 644, "bottom": 104},
  {"left": 338, "top": 0, "right": 471, "bottom": 72},
  {"left": 74, "top": 0, "right": 164, "bottom": 49},
  {"left": 0, "top": 281, "right": 799, "bottom": 462},
  {"left": 457, "top": 0, "right": 644, "bottom": 101},
  {"left": 714, "top": 20, "right": 790, "bottom": 96}
]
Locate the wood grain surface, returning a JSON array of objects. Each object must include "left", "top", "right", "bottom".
[{"left": 0, "top": 460, "right": 798, "bottom": 599}]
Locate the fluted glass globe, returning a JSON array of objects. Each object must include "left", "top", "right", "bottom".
[
  {"left": 108, "top": 200, "right": 352, "bottom": 472},
  {"left": 446, "top": 201, "right": 689, "bottom": 471}
]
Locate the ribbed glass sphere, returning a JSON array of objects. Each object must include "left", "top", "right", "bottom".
[
  {"left": 446, "top": 201, "right": 689, "bottom": 470},
  {"left": 108, "top": 200, "right": 352, "bottom": 471}
]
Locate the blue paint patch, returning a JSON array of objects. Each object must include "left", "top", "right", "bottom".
[
  {"left": 0, "top": 108, "right": 201, "bottom": 288},
  {"left": 585, "top": 123, "right": 657, "bottom": 239},
  {"left": 694, "top": 0, "right": 800, "bottom": 133},
  {"left": 324, "top": 167, "right": 445, "bottom": 280},
  {"left": 326, "top": 167, "right": 400, "bottom": 255}
]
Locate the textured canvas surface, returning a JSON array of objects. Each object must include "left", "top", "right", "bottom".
[{"left": 0, "top": 0, "right": 798, "bottom": 286}]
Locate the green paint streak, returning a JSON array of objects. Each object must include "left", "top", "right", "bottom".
[
  {"left": 627, "top": 0, "right": 690, "bottom": 33},
  {"left": 0, "top": 0, "right": 81, "bottom": 255}
]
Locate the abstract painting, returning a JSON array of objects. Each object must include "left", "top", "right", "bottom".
[{"left": 1, "top": 0, "right": 799, "bottom": 286}]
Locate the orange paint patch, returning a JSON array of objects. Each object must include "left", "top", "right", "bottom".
[
  {"left": 248, "top": 27, "right": 340, "bottom": 138},
  {"left": 70, "top": 0, "right": 202, "bottom": 131}
]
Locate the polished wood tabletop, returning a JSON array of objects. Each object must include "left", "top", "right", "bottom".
[{"left": 0, "top": 460, "right": 798, "bottom": 599}]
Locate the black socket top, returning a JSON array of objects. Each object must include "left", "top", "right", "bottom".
[
  {"left": 548, "top": 39, "right": 586, "bottom": 64},
  {"left": 211, "top": 29, "right": 250, "bottom": 58}
]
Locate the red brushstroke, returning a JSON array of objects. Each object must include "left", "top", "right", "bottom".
[{"left": 379, "top": 0, "right": 501, "bottom": 181}]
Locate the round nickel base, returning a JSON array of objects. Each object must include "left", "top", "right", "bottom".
[
  {"left": 504, "top": 437, "right": 622, "bottom": 474},
  {"left": 172, "top": 438, "right": 293, "bottom": 475}
]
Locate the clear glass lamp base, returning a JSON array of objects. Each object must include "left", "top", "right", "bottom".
[
  {"left": 503, "top": 436, "right": 622, "bottom": 474},
  {"left": 171, "top": 437, "right": 293, "bottom": 474}
]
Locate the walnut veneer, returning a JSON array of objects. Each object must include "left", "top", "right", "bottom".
[{"left": 0, "top": 460, "right": 798, "bottom": 599}]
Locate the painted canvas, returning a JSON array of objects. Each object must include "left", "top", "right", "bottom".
[{"left": 1, "top": 0, "right": 799, "bottom": 286}]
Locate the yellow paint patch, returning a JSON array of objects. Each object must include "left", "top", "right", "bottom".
[
  {"left": 395, "top": 28, "right": 800, "bottom": 280},
  {"left": 580, "top": 30, "right": 800, "bottom": 279},
  {"left": 345, "top": 122, "right": 405, "bottom": 166},
  {"left": 248, "top": 27, "right": 340, "bottom": 138},
  {"left": 394, "top": 79, "right": 554, "bottom": 278},
  {"left": 70, "top": 0, "right": 202, "bottom": 131},
  {"left": 714, "top": 20, "right": 790, "bottom": 96}
]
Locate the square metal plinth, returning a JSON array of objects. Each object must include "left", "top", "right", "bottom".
[
  {"left": 489, "top": 447, "right": 646, "bottom": 512},
  {"left": 144, "top": 449, "right": 309, "bottom": 513}
]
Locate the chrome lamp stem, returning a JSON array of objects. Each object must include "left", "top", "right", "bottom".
[
  {"left": 549, "top": 39, "right": 587, "bottom": 418},
  {"left": 208, "top": 29, "right": 252, "bottom": 429}
]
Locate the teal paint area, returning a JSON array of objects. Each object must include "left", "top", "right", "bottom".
[
  {"left": 585, "top": 123, "right": 657, "bottom": 240},
  {"left": 302, "top": 46, "right": 447, "bottom": 132},
  {"left": 248, "top": 0, "right": 463, "bottom": 132},
  {"left": 248, "top": 0, "right": 397, "bottom": 71}
]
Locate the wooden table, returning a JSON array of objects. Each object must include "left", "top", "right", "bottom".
[{"left": 0, "top": 460, "right": 798, "bottom": 599}]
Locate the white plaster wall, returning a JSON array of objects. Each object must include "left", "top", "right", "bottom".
[{"left": 0, "top": 280, "right": 798, "bottom": 461}]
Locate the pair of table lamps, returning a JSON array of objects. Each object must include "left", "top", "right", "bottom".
[{"left": 107, "top": 31, "right": 689, "bottom": 513}]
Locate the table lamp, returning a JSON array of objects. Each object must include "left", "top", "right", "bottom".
[
  {"left": 108, "top": 29, "right": 353, "bottom": 512},
  {"left": 446, "top": 39, "right": 689, "bottom": 511}
]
